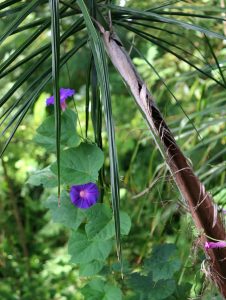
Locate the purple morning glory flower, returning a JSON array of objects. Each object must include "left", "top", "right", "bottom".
[
  {"left": 70, "top": 183, "right": 99, "bottom": 209},
  {"left": 46, "top": 88, "right": 75, "bottom": 111},
  {"left": 205, "top": 241, "right": 226, "bottom": 249}
]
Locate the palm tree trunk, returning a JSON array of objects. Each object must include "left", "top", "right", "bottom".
[{"left": 97, "top": 24, "right": 226, "bottom": 297}]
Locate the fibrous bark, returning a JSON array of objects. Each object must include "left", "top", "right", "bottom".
[{"left": 97, "top": 24, "right": 226, "bottom": 297}]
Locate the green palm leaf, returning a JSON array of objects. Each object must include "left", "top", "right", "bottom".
[
  {"left": 108, "top": 4, "right": 226, "bottom": 40},
  {"left": 0, "top": 37, "right": 87, "bottom": 156},
  {"left": 0, "top": 0, "right": 44, "bottom": 45},
  {"left": 77, "top": 0, "right": 122, "bottom": 267}
]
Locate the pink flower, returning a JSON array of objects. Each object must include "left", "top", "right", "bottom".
[
  {"left": 46, "top": 88, "right": 75, "bottom": 111},
  {"left": 205, "top": 241, "right": 226, "bottom": 249}
]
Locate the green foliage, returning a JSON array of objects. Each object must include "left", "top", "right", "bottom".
[
  {"left": 85, "top": 204, "right": 131, "bottom": 240},
  {"left": 68, "top": 231, "right": 113, "bottom": 264},
  {"left": 77, "top": 0, "right": 122, "bottom": 262},
  {"left": 125, "top": 243, "right": 189, "bottom": 299},
  {"left": 47, "top": 197, "right": 131, "bottom": 275},
  {"left": 34, "top": 109, "right": 80, "bottom": 151},
  {"left": 79, "top": 260, "right": 105, "bottom": 276},
  {"left": 24, "top": 107, "right": 131, "bottom": 294},
  {"left": 0, "top": 0, "right": 225, "bottom": 299},
  {"left": 171, "top": 283, "right": 193, "bottom": 300},
  {"left": 27, "top": 167, "right": 57, "bottom": 188},
  {"left": 85, "top": 204, "right": 114, "bottom": 240},
  {"left": 144, "top": 244, "right": 181, "bottom": 281},
  {"left": 45, "top": 192, "right": 85, "bottom": 229},
  {"left": 51, "top": 143, "right": 104, "bottom": 184},
  {"left": 81, "top": 279, "right": 122, "bottom": 300},
  {"left": 128, "top": 272, "right": 176, "bottom": 300}
]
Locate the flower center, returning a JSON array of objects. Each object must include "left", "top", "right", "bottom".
[{"left": 79, "top": 190, "right": 86, "bottom": 198}]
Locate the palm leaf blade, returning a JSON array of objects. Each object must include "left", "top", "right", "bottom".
[{"left": 77, "top": 0, "right": 122, "bottom": 266}]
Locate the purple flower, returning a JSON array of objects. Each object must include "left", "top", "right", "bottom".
[
  {"left": 205, "top": 241, "right": 226, "bottom": 249},
  {"left": 46, "top": 88, "right": 75, "bottom": 111},
  {"left": 70, "top": 183, "right": 99, "bottom": 209}
]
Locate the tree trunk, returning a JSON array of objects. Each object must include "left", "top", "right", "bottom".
[{"left": 97, "top": 24, "right": 226, "bottom": 297}]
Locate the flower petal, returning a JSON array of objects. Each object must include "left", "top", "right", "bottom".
[
  {"left": 46, "top": 95, "right": 54, "bottom": 106},
  {"left": 205, "top": 241, "right": 226, "bottom": 249},
  {"left": 60, "top": 88, "right": 75, "bottom": 101},
  {"left": 70, "top": 183, "right": 99, "bottom": 209},
  {"left": 46, "top": 88, "right": 75, "bottom": 109},
  {"left": 60, "top": 100, "right": 67, "bottom": 111}
]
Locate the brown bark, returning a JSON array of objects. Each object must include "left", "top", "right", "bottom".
[{"left": 97, "top": 25, "right": 226, "bottom": 297}]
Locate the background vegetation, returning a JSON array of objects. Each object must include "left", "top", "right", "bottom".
[{"left": 0, "top": 0, "right": 225, "bottom": 299}]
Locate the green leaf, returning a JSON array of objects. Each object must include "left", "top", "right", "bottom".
[
  {"left": 144, "top": 244, "right": 181, "bottom": 281},
  {"left": 128, "top": 273, "right": 176, "bottom": 300},
  {"left": 172, "top": 283, "right": 192, "bottom": 299},
  {"left": 34, "top": 109, "right": 80, "bottom": 151},
  {"left": 119, "top": 211, "right": 131, "bottom": 235},
  {"left": 214, "top": 188, "right": 226, "bottom": 204},
  {"left": 68, "top": 231, "right": 113, "bottom": 264},
  {"left": 51, "top": 143, "right": 104, "bottom": 185},
  {"left": 85, "top": 204, "right": 131, "bottom": 241},
  {"left": 79, "top": 260, "right": 104, "bottom": 276},
  {"left": 81, "top": 279, "right": 122, "bottom": 300},
  {"left": 45, "top": 192, "right": 85, "bottom": 230},
  {"left": 85, "top": 204, "right": 113, "bottom": 240},
  {"left": 150, "top": 279, "right": 176, "bottom": 300},
  {"left": 27, "top": 167, "right": 57, "bottom": 188}
]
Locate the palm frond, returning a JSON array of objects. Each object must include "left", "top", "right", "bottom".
[
  {"left": 49, "top": 0, "right": 61, "bottom": 202},
  {"left": 132, "top": 45, "right": 202, "bottom": 140},
  {"left": 0, "top": 0, "right": 44, "bottom": 45},
  {"left": 77, "top": 0, "right": 122, "bottom": 267},
  {"left": 0, "top": 17, "right": 84, "bottom": 112},
  {"left": 204, "top": 35, "right": 226, "bottom": 87},
  {"left": 0, "top": 3, "right": 27, "bottom": 18},
  {"left": 150, "top": 11, "right": 225, "bottom": 22},
  {"left": 117, "top": 22, "right": 225, "bottom": 87},
  {"left": 85, "top": 53, "right": 92, "bottom": 138},
  {"left": 0, "top": 3, "right": 73, "bottom": 78},
  {"left": 0, "top": 77, "right": 50, "bottom": 158},
  {"left": 0, "top": 50, "right": 52, "bottom": 107},
  {"left": 108, "top": 4, "right": 226, "bottom": 40},
  {"left": 0, "top": 37, "right": 87, "bottom": 157},
  {"left": 0, "top": 0, "right": 23, "bottom": 10},
  {"left": 10, "top": 10, "right": 78, "bottom": 34}
]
